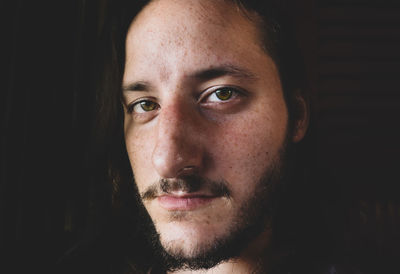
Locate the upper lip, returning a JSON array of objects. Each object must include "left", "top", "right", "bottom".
[{"left": 158, "top": 192, "right": 217, "bottom": 198}]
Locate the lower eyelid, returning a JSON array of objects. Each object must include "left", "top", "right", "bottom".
[{"left": 202, "top": 97, "right": 243, "bottom": 110}]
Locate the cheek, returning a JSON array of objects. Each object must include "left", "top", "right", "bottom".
[
  {"left": 124, "top": 122, "right": 156, "bottom": 190},
  {"left": 210, "top": 102, "right": 288, "bottom": 192}
]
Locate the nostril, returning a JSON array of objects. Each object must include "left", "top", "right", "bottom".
[{"left": 177, "top": 166, "right": 199, "bottom": 176}]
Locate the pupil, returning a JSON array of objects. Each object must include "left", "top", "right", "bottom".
[
  {"left": 217, "top": 89, "right": 232, "bottom": 100},
  {"left": 141, "top": 101, "right": 155, "bottom": 111}
]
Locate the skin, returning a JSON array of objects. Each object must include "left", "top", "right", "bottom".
[{"left": 122, "top": 0, "right": 308, "bottom": 272}]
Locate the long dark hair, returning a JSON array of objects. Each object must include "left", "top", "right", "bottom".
[{"left": 92, "top": 0, "right": 331, "bottom": 272}]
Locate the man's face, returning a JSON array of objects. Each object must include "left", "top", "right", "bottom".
[{"left": 122, "top": 0, "right": 304, "bottom": 267}]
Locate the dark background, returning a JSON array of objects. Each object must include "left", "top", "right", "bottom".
[{"left": 2, "top": 0, "right": 400, "bottom": 273}]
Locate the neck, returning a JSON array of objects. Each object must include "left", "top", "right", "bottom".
[{"left": 169, "top": 229, "right": 277, "bottom": 274}]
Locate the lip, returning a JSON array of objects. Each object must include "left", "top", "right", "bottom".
[{"left": 157, "top": 194, "right": 217, "bottom": 211}]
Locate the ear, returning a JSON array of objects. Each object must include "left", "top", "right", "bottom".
[{"left": 291, "top": 89, "right": 310, "bottom": 143}]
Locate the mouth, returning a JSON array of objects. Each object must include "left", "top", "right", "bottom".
[{"left": 157, "top": 193, "right": 218, "bottom": 211}]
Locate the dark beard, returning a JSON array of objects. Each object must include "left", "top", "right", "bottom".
[{"left": 136, "top": 142, "right": 291, "bottom": 272}]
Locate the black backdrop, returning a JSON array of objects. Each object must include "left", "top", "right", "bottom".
[{"left": 2, "top": 0, "right": 400, "bottom": 273}]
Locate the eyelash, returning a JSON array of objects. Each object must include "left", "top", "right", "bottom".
[
  {"left": 200, "top": 86, "right": 242, "bottom": 104},
  {"left": 126, "top": 99, "right": 159, "bottom": 114},
  {"left": 126, "top": 86, "right": 244, "bottom": 115}
]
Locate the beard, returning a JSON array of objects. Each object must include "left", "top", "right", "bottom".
[{"left": 135, "top": 140, "right": 292, "bottom": 272}]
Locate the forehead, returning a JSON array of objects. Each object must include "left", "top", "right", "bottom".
[
  {"left": 124, "top": 0, "right": 271, "bottom": 83},
  {"left": 129, "top": 0, "right": 255, "bottom": 40}
]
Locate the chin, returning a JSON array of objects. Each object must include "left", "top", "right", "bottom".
[
  {"left": 155, "top": 222, "right": 236, "bottom": 271},
  {"left": 151, "top": 212, "right": 258, "bottom": 271},
  {"left": 157, "top": 218, "right": 228, "bottom": 258}
]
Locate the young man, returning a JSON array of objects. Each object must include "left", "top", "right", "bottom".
[
  {"left": 56, "top": 0, "right": 369, "bottom": 272},
  {"left": 118, "top": 0, "right": 311, "bottom": 273}
]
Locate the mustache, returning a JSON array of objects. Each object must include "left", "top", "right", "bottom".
[{"left": 140, "top": 174, "right": 231, "bottom": 201}]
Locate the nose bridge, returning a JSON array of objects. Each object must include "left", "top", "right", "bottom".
[
  {"left": 152, "top": 96, "right": 202, "bottom": 178},
  {"left": 158, "top": 98, "right": 188, "bottom": 141}
]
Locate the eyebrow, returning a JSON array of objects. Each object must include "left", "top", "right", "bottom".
[
  {"left": 190, "top": 64, "right": 258, "bottom": 82},
  {"left": 122, "top": 64, "right": 257, "bottom": 93},
  {"left": 122, "top": 81, "right": 151, "bottom": 93}
]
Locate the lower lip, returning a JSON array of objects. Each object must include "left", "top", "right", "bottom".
[{"left": 157, "top": 196, "right": 216, "bottom": 210}]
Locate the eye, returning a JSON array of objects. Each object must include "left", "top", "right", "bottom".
[
  {"left": 128, "top": 99, "right": 159, "bottom": 114},
  {"left": 205, "top": 87, "right": 240, "bottom": 103}
]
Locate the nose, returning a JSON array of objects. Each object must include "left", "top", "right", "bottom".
[{"left": 151, "top": 100, "right": 204, "bottom": 178}]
